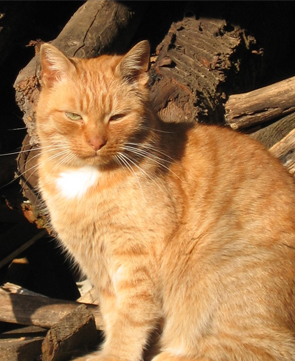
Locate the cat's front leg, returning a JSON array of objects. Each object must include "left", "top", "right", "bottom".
[{"left": 74, "top": 262, "right": 160, "bottom": 361}]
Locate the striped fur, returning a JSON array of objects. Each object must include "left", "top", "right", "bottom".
[{"left": 36, "top": 41, "right": 295, "bottom": 361}]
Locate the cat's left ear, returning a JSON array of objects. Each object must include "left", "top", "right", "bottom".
[
  {"left": 39, "top": 43, "right": 75, "bottom": 88},
  {"left": 116, "top": 40, "right": 150, "bottom": 85}
]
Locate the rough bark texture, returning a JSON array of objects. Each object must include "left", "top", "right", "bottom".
[
  {"left": 149, "top": 16, "right": 262, "bottom": 125},
  {"left": 42, "top": 304, "right": 98, "bottom": 361},
  {"left": 225, "top": 76, "right": 295, "bottom": 130}
]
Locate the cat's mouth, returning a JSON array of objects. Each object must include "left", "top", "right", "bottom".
[{"left": 76, "top": 148, "right": 118, "bottom": 169}]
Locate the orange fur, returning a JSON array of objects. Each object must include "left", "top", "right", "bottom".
[{"left": 36, "top": 41, "right": 295, "bottom": 361}]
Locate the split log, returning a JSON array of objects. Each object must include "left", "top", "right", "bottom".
[
  {"left": 225, "top": 76, "right": 295, "bottom": 130},
  {"left": 42, "top": 304, "right": 98, "bottom": 361},
  {"left": 0, "top": 287, "right": 103, "bottom": 330}
]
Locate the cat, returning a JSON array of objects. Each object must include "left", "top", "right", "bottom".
[{"left": 36, "top": 40, "right": 295, "bottom": 361}]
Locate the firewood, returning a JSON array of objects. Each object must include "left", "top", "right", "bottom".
[
  {"left": 149, "top": 17, "right": 262, "bottom": 125},
  {"left": 0, "top": 326, "right": 46, "bottom": 361},
  {"left": 0, "top": 286, "right": 104, "bottom": 330},
  {"left": 249, "top": 112, "right": 295, "bottom": 149},
  {"left": 269, "top": 128, "right": 295, "bottom": 176},
  {"left": 225, "top": 76, "right": 295, "bottom": 130},
  {"left": 42, "top": 304, "right": 98, "bottom": 361}
]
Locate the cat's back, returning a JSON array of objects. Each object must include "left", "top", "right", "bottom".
[
  {"left": 182, "top": 123, "right": 295, "bottom": 200},
  {"left": 170, "top": 123, "right": 295, "bottom": 247}
]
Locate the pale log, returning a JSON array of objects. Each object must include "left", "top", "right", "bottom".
[
  {"left": 225, "top": 76, "right": 295, "bottom": 130},
  {"left": 269, "top": 128, "right": 295, "bottom": 176},
  {"left": 0, "top": 288, "right": 103, "bottom": 330}
]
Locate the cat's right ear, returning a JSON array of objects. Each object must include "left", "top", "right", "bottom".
[
  {"left": 39, "top": 44, "right": 74, "bottom": 88},
  {"left": 116, "top": 40, "right": 150, "bottom": 86}
]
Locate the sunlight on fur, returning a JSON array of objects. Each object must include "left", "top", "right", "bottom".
[{"left": 35, "top": 40, "right": 295, "bottom": 361}]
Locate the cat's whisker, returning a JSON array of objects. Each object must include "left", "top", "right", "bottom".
[
  {"left": 141, "top": 125, "right": 175, "bottom": 134},
  {"left": 16, "top": 149, "right": 71, "bottom": 190},
  {"left": 116, "top": 153, "right": 146, "bottom": 201},
  {"left": 0, "top": 144, "right": 69, "bottom": 158},
  {"left": 124, "top": 145, "right": 172, "bottom": 168},
  {"left": 125, "top": 142, "right": 174, "bottom": 161},
  {"left": 123, "top": 145, "right": 180, "bottom": 181},
  {"left": 38, "top": 151, "right": 76, "bottom": 186},
  {"left": 119, "top": 151, "right": 165, "bottom": 192}
]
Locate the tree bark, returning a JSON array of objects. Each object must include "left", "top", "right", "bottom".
[{"left": 149, "top": 16, "right": 262, "bottom": 125}]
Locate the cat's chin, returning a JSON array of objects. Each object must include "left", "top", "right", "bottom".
[{"left": 74, "top": 155, "right": 118, "bottom": 171}]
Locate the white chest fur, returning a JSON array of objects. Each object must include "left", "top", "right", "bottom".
[{"left": 56, "top": 166, "right": 100, "bottom": 199}]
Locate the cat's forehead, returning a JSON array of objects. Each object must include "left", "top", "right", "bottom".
[{"left": 74, "top": 54, "right": 122, "bottom": 75}]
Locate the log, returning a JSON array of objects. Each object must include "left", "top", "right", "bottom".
[
  {"left": 0, "top": 326, "right": 45, "bottom": 361},
  {"left": 249, "top": 112, "right": 295, "bottom": 149},
  {"left": 42, "top": 304, "right": 98, "bottom": 361},
  {"left": 225, "top": 76, "right": 295, "bottom": 130},
  {"left": 149, "top": 16, "right": 262, "bottom": 125},
  {"left": 269, "top": 128, "right": 295, "bottom": 176},
  {"left": 0, "top": 287, "right": 103, "bottom": 330}
]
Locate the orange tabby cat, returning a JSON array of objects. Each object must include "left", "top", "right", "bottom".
[{"left": 36, "top": 40, "right": 295, "bottom": 361}]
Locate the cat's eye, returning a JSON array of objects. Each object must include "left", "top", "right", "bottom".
[
  {"left": 109, "top": 114, "right": 125, "bottom": 122},
  {"left": 65, "top": 112, "right": 83, "bottom": 121}
]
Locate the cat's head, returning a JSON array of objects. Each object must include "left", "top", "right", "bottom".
[{"left": 36, "top": 40, "right": 154, "bottom": 169}]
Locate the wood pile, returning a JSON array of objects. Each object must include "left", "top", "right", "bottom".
[{"left": 1, "top": 1, "right": 295, "bottom": 360}]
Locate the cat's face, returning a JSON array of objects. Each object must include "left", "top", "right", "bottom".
[{"left": 36, "top": 41, "right": 151, "bottom": 169}]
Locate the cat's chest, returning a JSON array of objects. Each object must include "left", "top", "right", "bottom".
[{"left": 55, "top": 166, "right": 100, "bottom": 199}]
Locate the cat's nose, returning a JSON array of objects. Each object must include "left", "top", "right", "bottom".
[{"left": 87, "top": 135, "right": 107, "bottom": 151}]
